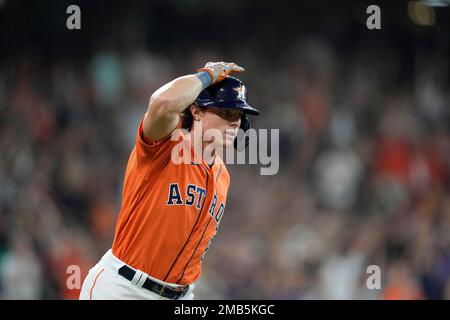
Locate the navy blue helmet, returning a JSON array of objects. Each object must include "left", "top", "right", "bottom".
[{"left": 194, "top": 76, "right": 260, "bottom": 115}]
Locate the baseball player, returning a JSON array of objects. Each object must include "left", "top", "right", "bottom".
[{"left": 79, "top": 61, "right": 260, "bottom": 300}]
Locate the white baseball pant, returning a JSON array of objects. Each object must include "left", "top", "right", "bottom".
[{"left": 79, "top": 249, "right": 195, "bottom": 300}]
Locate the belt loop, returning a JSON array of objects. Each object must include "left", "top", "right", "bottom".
[
  {"left": 136, "top": 271, "right": 148, "bottom": 287},
  {"left": 159, "top": 285, "right": 166, "bottom": 298},
  {"left": 130, "top": 269, "right": 144, "bottom": 287}
]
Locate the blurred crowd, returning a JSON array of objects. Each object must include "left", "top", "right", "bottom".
[{"left": 0, "top": 35, "right": 449, "bottom": 299}]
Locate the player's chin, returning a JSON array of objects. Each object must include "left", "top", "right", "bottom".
[
  {"left": 222, "top": 139, "right": 234, "bottom": 148},
  {"left": 223, "top": 133, "right": 236, "bottom": 147}
]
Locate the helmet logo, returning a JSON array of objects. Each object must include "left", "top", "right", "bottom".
[{"left": 234, "top": 84, "right": 246, "bottom": 100}]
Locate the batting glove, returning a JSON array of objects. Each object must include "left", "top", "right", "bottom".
[{"left": 197, "top": 61, "right": 245, "bottom": 84}]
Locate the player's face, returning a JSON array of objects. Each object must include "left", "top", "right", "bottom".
[{"left": 198, "top": 107, "right": 242, "bottom": 147}]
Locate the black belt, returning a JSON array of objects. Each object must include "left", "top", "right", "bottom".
[{"left": 118, "top": 265, "right": 189, "bottom": 300}]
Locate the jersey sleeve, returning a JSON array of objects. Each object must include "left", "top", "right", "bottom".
[{"left": 134, "top": 114, "right": 183, "bottom": 169}]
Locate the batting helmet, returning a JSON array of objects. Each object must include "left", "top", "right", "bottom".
[{"left": 194, "top": 76, "right": 260, "bottom": 115}]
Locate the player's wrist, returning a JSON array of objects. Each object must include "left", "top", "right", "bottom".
[{"left": 195, "top": 71, "right": 213, "bottom": 90}]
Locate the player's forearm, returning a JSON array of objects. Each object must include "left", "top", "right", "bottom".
[
  {"left": 143, "top": 73, "right": 212, "bottom": 141},
  {"left": 148, "top": 73, "right": 210, "bottom": 115}
]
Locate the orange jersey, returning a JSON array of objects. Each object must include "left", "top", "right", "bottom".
[{"left": 112, "top": 116, "right": 230, "bottom": 285}]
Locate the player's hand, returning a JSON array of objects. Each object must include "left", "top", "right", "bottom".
[{"left": 197, "top": 61, "right": 244, "bottom": 84}]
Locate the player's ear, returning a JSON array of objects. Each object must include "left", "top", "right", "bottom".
[{"left": 190, "top": 105, "right": 204, "bottom": 121}]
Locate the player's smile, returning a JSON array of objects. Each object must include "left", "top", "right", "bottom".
[{"left": 225, "top": 128, "right": 238, "bottom": 139}]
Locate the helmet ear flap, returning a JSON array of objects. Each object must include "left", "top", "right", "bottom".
[{"left": 234, "top": 114, "right": 251, "bottom": 150}]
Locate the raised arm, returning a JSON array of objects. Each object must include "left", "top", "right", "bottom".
[{"left": 142, "top": 62, "right": 244, "bottom": 141}]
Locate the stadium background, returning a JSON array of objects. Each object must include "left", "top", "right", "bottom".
[{"left": 0, "top": 0, "right": 449, "bottom": 299}]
